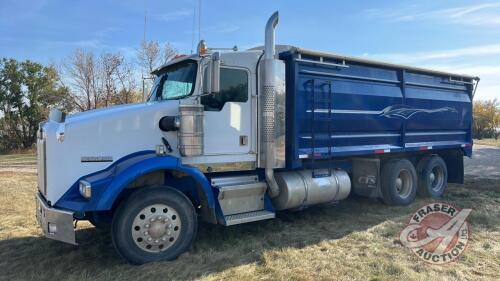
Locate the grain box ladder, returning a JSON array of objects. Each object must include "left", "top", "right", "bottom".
[{"left": 307, "top": 79, "right": 333, "bottom": 178}]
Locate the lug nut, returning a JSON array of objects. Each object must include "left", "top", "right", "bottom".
[
  {"left": 144, "top": 231, "right": 149, "bottom": 235},
  {"left": 145, "top": 224, "right": 149, "bottom": 228},
  {"left": 147, "top": 238, "right": 152, "bottom": 241}
]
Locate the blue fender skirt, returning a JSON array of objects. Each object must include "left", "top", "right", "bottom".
[{"left": 54, "top": 151, "right": 216, "bottom": 213}]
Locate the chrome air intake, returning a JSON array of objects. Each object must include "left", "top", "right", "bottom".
[
  {"left": 262, "top": 11, "right": 280, "bottom": 198},
  {"left": 37, "top": 124, "right": 47, "bottom": 197},
  {"left": 178, "top": 104, "right": 204, "bottom": 156}
]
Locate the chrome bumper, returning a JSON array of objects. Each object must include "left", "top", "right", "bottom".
[{"left": 36, "top": 193, "right": 77, "bottom": 245}]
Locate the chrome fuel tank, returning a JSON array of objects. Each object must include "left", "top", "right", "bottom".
[{"left": 273, "top": 170, "right": 351, "bottom": 210}]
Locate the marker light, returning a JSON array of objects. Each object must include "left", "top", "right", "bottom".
[
  {"left": 79, "top": 180, "right": 92, "bottom": 199},
  {"left": 197, "top": 40, "right": 208, "bottom": 55}
]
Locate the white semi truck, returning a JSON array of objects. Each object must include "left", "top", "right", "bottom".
[{"left": 36, "top": 12, "right": 476, "bottom": 264}]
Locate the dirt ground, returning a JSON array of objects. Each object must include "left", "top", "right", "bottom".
[
  {"left": 0, "top": 146, "right": 499, "bottom": 281},
  {"left": 464, "top": 145, "right": 500, "bottom": 178}
]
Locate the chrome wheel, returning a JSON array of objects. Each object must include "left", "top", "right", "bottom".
[
  {"left": 395, "top": 169, "right": 412, "bottom": 199},
  {"left": 131, "top": 203, "right": 182, "bottom": 253}
]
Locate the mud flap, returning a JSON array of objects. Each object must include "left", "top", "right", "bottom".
[{"left": 352, "top": 158, "right": 381, "bottom": 198}]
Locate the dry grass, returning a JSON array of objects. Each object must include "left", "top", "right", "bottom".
[
  {"left": 0, "top": 171, "right": 499, "bottom": 281},
  {"left": 0, "top": 154, "right": 36, "bottom": 166},
  {"left": 0, "top": 154, "right": 36, "bottom": 173},
  {"left": 475, "top": 138, "right": 500, "bottom": 147}
]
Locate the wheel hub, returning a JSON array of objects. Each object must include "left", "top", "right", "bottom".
[
  {"left": 430, "top": 166, "right": 444, "bottom": 192},
  {"left": 148, "top": 217, "right": 168, "bottom": 239},
  {"left": 395, "top": 178, "right": 403, "bottom": 191},
  {"left": 131, "top": 203, "right": 181, "bottom": 253},
  {"left": 395, "top": 169, "right": 412, "bottom": 198},
  {"left": 429, "top": 172, "right": 436, "bottom": 183}
]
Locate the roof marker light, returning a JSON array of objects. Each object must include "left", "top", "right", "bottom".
[{"left": 197, "top": 40, "right": 208, "bottom": 55}]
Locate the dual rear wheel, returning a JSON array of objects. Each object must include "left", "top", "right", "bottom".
[{"left": 380, "top": 155, "right": 447, "bottom": 206}]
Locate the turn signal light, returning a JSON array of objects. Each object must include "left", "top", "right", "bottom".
[{"left": 79, "top": 180, "right": 92, "bottom": 199}]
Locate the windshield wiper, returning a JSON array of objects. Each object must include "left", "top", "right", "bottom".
[{"left": 147, "top": 74, "right": 168, "bottom": 101}]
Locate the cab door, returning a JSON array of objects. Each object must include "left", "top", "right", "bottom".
[{"left": 201, "top": 67, "right": 252, "bottom": 155}]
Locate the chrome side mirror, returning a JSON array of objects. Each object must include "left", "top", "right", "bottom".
[
  {"left": 211, "top": 52, "right": 220, "bottom": 94},
  {"left": 204, "top": 52, "right": 220, "bottom": 95},
  {"left": 49, "top": 108, "right": 66, "bottom": 123}
]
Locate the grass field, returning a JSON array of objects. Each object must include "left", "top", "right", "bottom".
[
  {"left": 0, "top": 153, "right": 36, "bottom": 166},
  {"left": 0, "top": 169, "right": 499, "bottom": 281},
  {"left": 0, "top": 154, "right": 37, "bottom": 174},
  {"left": 475, "top": 138, "right": 500, "bottom": 147}
]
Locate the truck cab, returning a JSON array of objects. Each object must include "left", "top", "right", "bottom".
[{"left": 36, "top": 12, "right": 288, "bottom": 264}]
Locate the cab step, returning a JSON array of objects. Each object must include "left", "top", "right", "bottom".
[
  {"left": 224, "top": 210, "right": 275, "bottom": 226},
  {"left": 212, "top": 175, "right": 267, "bottom": 216},
  {"left": 211, "top": 175, "right": 276, "bottom": 226}
]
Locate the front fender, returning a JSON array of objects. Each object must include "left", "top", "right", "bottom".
[
  {"left": 96, "top": 156, "right": 215, "bottom": 210},
  {"left": 55, "top": 152, "right": 215, "bottom": 213}
]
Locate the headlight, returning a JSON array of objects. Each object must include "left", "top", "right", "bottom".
[{"left": 79, "top": 180, "right": 92, "bottom": 199}]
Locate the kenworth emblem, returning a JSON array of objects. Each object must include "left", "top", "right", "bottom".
[{"left": 81, "top": 156, "right": 113, "bottom": 163}]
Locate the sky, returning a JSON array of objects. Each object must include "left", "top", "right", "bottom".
[{"left": 0, "top": 0, "right": 499, "bottom": 100}]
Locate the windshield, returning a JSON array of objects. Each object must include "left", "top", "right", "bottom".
[{"left": 148, "top": 60, "right": 198, "bottom": 101}]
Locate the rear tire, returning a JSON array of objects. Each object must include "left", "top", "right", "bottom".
[
  {"left": 111, "top": 186, "right": 197, "bottom": 264},
  {"left": 416, "top": 155, "right": 448, "bottom": 198},
  {"left": 380, "top": 159, "right": 417, "bottom": 206}
]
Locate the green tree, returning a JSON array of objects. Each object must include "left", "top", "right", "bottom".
[
  {"left": 473, "top": 99, "right": 500, "bottom": 140},
  {"left": 0, "top": 58, "right": 72, "bottom": 151}
]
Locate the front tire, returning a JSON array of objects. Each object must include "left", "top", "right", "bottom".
[
  {"left": 416, "top": 155, "right": 448, "bottom": 198},
  {"left": 380, "top": 159, "right": 417, "bottom": 205},
  {"left": 111, "top": 186, "right": 197, "bottom": 264}
]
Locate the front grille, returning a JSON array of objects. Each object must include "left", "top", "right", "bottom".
[{"left": 37, "top": 137, "right": 47, "bottom": 197}]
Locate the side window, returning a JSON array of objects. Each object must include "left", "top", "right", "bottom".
[{"left": 201, "top": 68, "right": 248, "bottom": 111}]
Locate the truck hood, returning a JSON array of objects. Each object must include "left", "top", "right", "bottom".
[
  {"left": 42, "top": 100, "right": 181, "bottom": 204},
  {"left": 65, "top": 102, "right": 178, "bottom": 125}
]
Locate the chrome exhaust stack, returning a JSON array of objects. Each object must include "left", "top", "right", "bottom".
[{"left": 262, "top": 11, "right": 280, "bottom": 198}]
